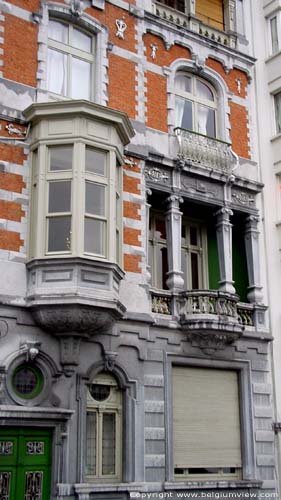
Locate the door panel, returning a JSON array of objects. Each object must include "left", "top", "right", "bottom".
[{"left": 0, "top": 429, "right": 52, "bottom": 500}]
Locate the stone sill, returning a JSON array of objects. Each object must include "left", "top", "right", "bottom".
[{"left": 163, "top": 479, "right": 263, "bottom": 490}]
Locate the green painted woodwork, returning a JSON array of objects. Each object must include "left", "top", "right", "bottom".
[
  {"left": 207, "top": 226, "right": 220, "bottom": 289},
  {"left": 232, "top": 225, "right": 249, "bottom": 303},
  {"left": 0, "top": 428, "right": 52, "bottom": 500}
]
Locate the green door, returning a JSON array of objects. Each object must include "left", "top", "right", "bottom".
[{"left": 0, "top": 428, "right": 52, "bottom": 500}]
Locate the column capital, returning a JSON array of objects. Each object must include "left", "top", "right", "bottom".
[
  {"left": 215, "top": 206, "right": 233, "bottom": 221},
  {"left": 165, "top": 194, "right": 184, "bottom": 210}
]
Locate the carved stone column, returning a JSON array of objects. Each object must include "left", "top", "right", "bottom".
[
  {"left": 215, "top": 207, "right": 236, "bottom": 294},
  {"left": 244, "top": 215, "right": 263, "bottom": 303},
  {"left": 165, "top": 195, "right": 184, "bottom": 291}
]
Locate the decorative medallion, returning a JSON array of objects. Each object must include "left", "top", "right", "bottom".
[
  {"left": 115, "top": 18, "right": 127, "bottom": 39},
  {"left": 26, "top": 442, "right": 44, "bottom": 455},
  {"left": 0, "top": 441, "right": 13, "bottom": 455},
  {"left": 145, "top": 166, "right": 169, "bottom": 183}
]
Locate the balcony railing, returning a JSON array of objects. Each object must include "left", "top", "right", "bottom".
[
  {"left": 152, "top": 2, "right": 237, "bottom": 48},
  {"left": 175, "top": 128, "right": 237, "bottom": 174},
  {"left": 151, "top": 290, "right": 172, "bottom": 315}
]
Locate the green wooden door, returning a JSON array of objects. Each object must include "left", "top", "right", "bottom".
[{"left": 0, "top": 428, "right": 52, "bottom": 500}]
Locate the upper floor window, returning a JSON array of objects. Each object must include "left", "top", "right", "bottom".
[
  {"left": 47, "top": 20, "right": 94, "bottom": 100},
  {"left": 86, "top": 372, "right": 122, "bottom": 482},
  {"left": 175, "top": 73, "right": 217, "bottom": 138},
  {"left": 269, "top": 14, "right": 281, "bottom": 55},
  {"left": 274, "top": 92, "right": 281, "bottom": 134}
]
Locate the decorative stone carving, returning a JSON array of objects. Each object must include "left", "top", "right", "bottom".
[
  {"left": 150, "top": 43, "right": 158, "bottom": 60},
  {"left": 215, "top": 206, "right": 236, "bottom": 294},
  {"left": 103, "top": 351, "right": 118, "bottom": 371},
  {"left": 0, "top": 367, "right": 7, "bottom": 404},
  {"left": 20, "top": 341, "right": 41, "bottom": 362},
  {"left": 0, "top": 319, "right": 8, "bottom": 338},
  {"left": 145, "top": 166, "right": 169, "bottom": 183},
  {"left": 175, "top": 128, "right": 237, "bottom": 174},
  {"left": 60, "top": 336, "right": 81, "bottom": 375},
  {"left": 115, "top": 17, "right": 127, "bottom": 39},
  {"left": 31, "top": 304, "right": 118, "bottom": 335},
  {"left": 151, "top": 294, "right": 171, "bottom": 314},
  {"left": 70, "top": 0, "right": 84, "bottom": 17},
  {"left": 187, "top": 330, "right": 241, "bottom": 355},
  {"left": 5, "top": 123, "right": 26, "bottom": 136},
  {"left": 181, "top": 176, "right": 221, "bottom": 201},
  {"left": 232, "top": 190, "right": 255, "bottom": 207}
]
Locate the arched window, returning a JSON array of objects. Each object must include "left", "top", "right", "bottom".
[
  {"left": 175, "top": 73, "right": 217, "bottom": 138},
  {"left": 86, "top": 372, "right": 122, "bottom": 482},
  {"left": 47, "top": 19, "right": 95, "bottom": 100}
]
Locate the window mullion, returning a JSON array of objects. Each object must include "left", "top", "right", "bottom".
[
  {"left": 37, "top": 145, "right": 48, "bottom": 258},
  {"left": 108, "top": 151, "right": 115, "bottom": 261},
  {"left": 74, "top": 142, "right": 84, "bottom": 257}
]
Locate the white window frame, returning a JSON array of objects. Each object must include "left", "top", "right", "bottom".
[
  {"left": 86, "top": 373, "right": 122, "bottom": 482},
  {"left": 268, "top": 12, "right": 281, "bottom": 55},
  {"left": 47, "top": 19, "right": 95, "bottom": 100},
  {"left": 274, "top": 91, "right": 281, "bottom": 135},
  {"left": 175, "top": 72, "right": 218, "bottom": 138}
]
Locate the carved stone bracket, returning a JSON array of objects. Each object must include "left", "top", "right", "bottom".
[
  {"left": 187, "top": 330, "right": 241, "bottom": 355},
  {"left": 60, "top": 336, "right": 81, "bottom": 376},
  {"left": 0, "top": 320, "right": 8, "bottom": 339},
  {"left": 103, "top": 350, "right": 118, "bottom": 371}
]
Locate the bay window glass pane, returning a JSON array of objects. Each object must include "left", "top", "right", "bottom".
[
  {"left": 275, "top": 92, "right": 281, "bottom": 133},
  {"left": 50, "top": 146, "right": 72, "bottom": 171},
  {"left": 175, "top": 74, "right": 192, "bottom": 93},
  {"left": 47, "top": 48, "right": 67, "bottom": 95},
  {"left": 48, "top": 181, "right": 71, "bottom": 213},
  {"left": 73, "top": 28, "right": 92, "bottom": 52},
  {"left": 102, "top": 413, "right": 116, "bottom": 475},
  {"left": 155, "top": 218, "right": 166, "bottom": 240},
  {"left": 197, "top": 105, "right": 216, "bottom": 137},
  {"left": 270, "top": 16, "right": 279, "bottom": 54},
  {"left": 181, "top": 249, "right": 187, "bottom": 288},
  {"left": 175, "top": 97, "right": 193, "bottom": 130},
  {"left": 48, "top": 20, "right": 68, "bottom": 44},
  {"left": 85, "top": 182, "right": 105, "bottom": 216},
  {"left": 84, "top": 218, "right": 105, "bottom": 254},
  {"left": 72, "top": 57, "right": 91, "bottom": 99},
  {"left": 85, "top": 148, "right": 106, "bottom": 176},
  {"left": 190, "top": 226, "right": 198, "bottom": 246},
  {"left": 48, "top": 216, "right": 71, "bottom": 252},
  {"left": 197, "top": 80, "right": 214, "bottom": 102},
  {"left": 86, "top": 412, "right": 97, "bottom": 475}
]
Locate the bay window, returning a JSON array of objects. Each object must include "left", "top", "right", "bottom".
[
  {"left": 274, "top": 92, "right": 281, "bottom": 134},
  {"left": 47, "top": 20, "right": 94, "bottom": 100},
  {"left": 175, "top": 73, "right": 217, "bottom": 138}
]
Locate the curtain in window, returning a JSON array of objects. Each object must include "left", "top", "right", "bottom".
[
  {"left": 175, "top": 97, "right": 185, "bottom": 128},
  {"left": 47, "top": 49, "right": 67, "bottom": 95}
]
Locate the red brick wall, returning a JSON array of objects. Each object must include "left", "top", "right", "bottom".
[
  {"left": 0, "top": 172, "right": 25, "bottom": 193},
  {"left": 3, "top": 14, "right": 38, "bottom": 87},
  {"left": 229, "top": 102, "right": 250, "bottom": 159},
  {"left": 123, "top": 227, "right": 141, "bottom": 246},
  {"left": 124, "top": 254, "right": 141, "bottom": 273},
  {"left": 0, "top": 201, "right": 25, "bottom": 222},
  {"left": 7, "top": 0, "right": 40, "bottom": 10},
  {"left": 0, "top": 229, "right": 23, "bottom": 251},
  {"left": 108, "top": 54, "right": 137, "bottom": 119},
  {"left": 143, "top": 33, "right": 191, "bottom": 66},
  {"left": 123, "top": 173, "right": 140, "bottom": 195},
  {"left": 123, "top": 201, "right": 141, "bottom": 220},
  {"left": 146, "top": 72, "right": 168, "bottom": 132}
]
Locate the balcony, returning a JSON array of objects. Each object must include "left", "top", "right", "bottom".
[
  {"left": 151, "top": 289, "right": 265, "bottom": 350},
  {"left": 152, "top": 2, "right": 237, "bottom": 48},
  {"left": 175, "top": 128, "right": 237, "bottom": 174}
]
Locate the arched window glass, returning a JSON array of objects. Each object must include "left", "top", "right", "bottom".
[
  {"left": 47, "top": 20, "right": 95, "bottom": 100},
  {"left": 86, "top": 373, "right": 122, "bottom": 482},
  {"left": 175, "top": 73, "right": 217, "bottom": 138}
]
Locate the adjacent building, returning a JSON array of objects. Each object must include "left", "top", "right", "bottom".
[{"left": 0, "top": 0, "right": 278, "bottom": 499}]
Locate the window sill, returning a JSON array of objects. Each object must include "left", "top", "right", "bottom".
[{"left": 163, "top": 479, "right": 263, "bottom": 490}]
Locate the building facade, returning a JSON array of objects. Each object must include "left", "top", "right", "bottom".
[{"left": 0, "top": 0, "right": 278, "bottom": 499}]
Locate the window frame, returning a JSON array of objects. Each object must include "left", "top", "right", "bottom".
[
  {"left": 268, "top": 12, "right": 281, "bottom": 55},
  {"left": 274, "top": 91, "right": 281, "bottom": 135},
  {"left": 165, "top": 356, "right": 256, "bottom": 484},
  {"left": 175, "top": 73, "right": 218, "bottom": 138},
  {"left": 85, "top": 373, "right": 123, "bottom": 483},
  {"left": 47, "top": 19, "right": 95, "bottom": 100}
]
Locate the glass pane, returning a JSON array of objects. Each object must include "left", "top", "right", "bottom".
[
  {"left": 190, "top": 226, "right": 198, "bottom": 246},
  {"left": 50, "top": 146, "right": 72, "bottom": 171},
  {"left": 102, "top": 413, "right": 116, "bottom": 475},
  {"left": 48, "top": 20, "right": 68, "bottom": 44},
  {"left": 48, "top": 181, "right": 71, "bottom": 213},
  {"left": 181, "top": 249, "right": 187, "bottom": 288},
  {"left": 161, "top": 247, "right": 168, "bottom": 290},
  {"left": 271, "top": 16, "right": 279, "bottom": 54},
  {"left": 85, "top": 147, "right": 106, "bottom": 176},
  {"left": 47, "top": 48, "right": 67, "bottom": 96},
  {"left": 71, "top": 57, "right": 91, "bottom": 99},
  {"left": 196, "top": 80, "right": 214, "bottom": 101},
  {"left": 175, "top": 74, "right": 192, "bottom": 93},
  {"left": 48, "top": 216, "right": 71, "bottom": 252},
  {"left": 191, "top": 252, "right": 199, "bottom": 289},
  {"left": 85, "top": 182, "right": 105, "bottom": 216},
  {"left": 84, "top": 218, "right": 105, "bottom": 255},
  {"left": 73, "top": 28, "right": 92, "bottom": 52},
  {"left": 13, "top": 367, "right": 38, "bottom": 395},
  {"left": 155, "top": 218, "right": 166, "bottom": 240},
  {"left": 86, "top": 412, "right": 96, "bottom": 475},
  {"left": 197, "top": 105, "right": 216, "bottom": 137},
  {"left": 275, "top": 93, "right": 281, "bottom": 133},
  {"left": 175, "top": 96, "right": 193, "bottom": 130}
]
